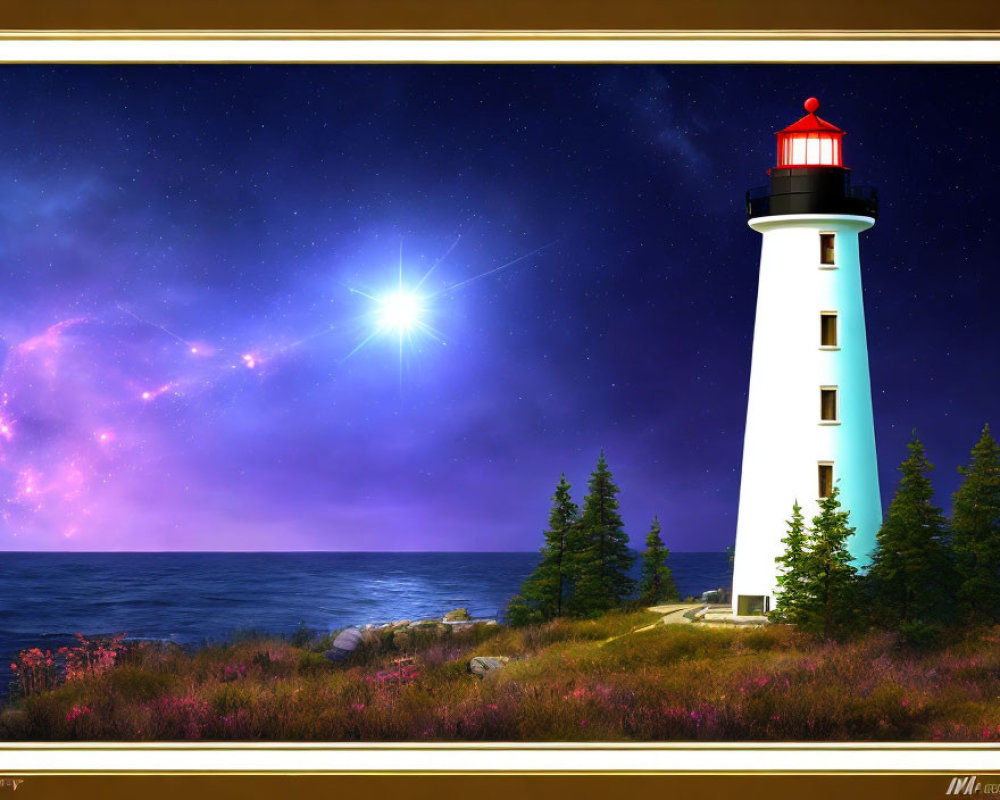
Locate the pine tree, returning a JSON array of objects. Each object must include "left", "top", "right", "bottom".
[
  {"left": 797, "top": 486, "right": 860, "bottom": 638},
  {"left": 506, "top": 474, "right": 579, "bottom": 624},
  {"left": 638, "top": 516, "right": 678, "bottom": 605},
  {"left": 952, "top": 424, "right": 1000, "bottom": 623},
  {"left": 504, "top": 593, "right": 543, "bottom": 628},
  {"left": 867, "top": 434, "right": 951, "bottom": 624},
  {"left": 567, "top": 451, "right": 635, "bottom": 616},
  {"left": 770, "top": 501, "right": 808, "bottom": 623}
]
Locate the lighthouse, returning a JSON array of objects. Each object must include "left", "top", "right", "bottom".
[{"left": 730, "top": 97, "right": 881, "bottom": 617}]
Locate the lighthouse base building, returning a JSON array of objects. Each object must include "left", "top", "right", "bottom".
[{"left": 730, "top": 99, "right": 881, "bottom": 617}]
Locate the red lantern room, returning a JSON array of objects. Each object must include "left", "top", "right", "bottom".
[
  {"left": 747, "top": 96, "right": 876, "bottom": 220},
  {"left": 775, "top": 97, "right": 844, "bottom": 168}
]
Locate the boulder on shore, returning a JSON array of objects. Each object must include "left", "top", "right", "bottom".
[
  {"left": 444, "top": 608, "right": 471, "bottom": 621},
  {"left": 323, "top": 626, "right": 363, "bottom": 662},
  {"left": 468, "top": 656, "right": 509, "bottom": 678}
]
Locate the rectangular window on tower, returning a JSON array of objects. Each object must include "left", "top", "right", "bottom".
[
  {"left": 820, "top": 387, "right": 839, "bottom": 422},
  {"left": 820, "top": 233, "right": 836, "bottom": 265},
  {"left": 738, "top": 595, "right": 767, "bottom": 616},
  {"left": 818, "top": 463, "right": 834, "bottom": 498},
  {"left": 821, "top": 312, "right": 838, "bottom": 347}
]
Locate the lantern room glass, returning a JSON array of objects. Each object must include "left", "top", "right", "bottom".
[{"left": 778, "top": 132, "right": 842, "bottom": 168}]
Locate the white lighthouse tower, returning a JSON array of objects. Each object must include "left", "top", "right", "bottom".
[{"left": 730, "top": 97, "right": 881, "bottom": 617}]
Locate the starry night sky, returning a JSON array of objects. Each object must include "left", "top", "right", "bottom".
[{"left": 0, "top": 64, "right": 996, "bottom": 553}]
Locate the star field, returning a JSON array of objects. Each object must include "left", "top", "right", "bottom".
[{"left": 0, "top": 64, "right": 996, "bottom": 552}]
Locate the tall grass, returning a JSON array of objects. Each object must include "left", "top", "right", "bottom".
[{"left": 5, "top": 612, "right": 1000, "bottom": 741}]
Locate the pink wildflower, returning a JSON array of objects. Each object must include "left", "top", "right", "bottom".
[
  {"left": 66, "top": 705, "right": 92, "bottom": 723},
  {"left": 221, "top": 664, "right": 248, "bottom": 682}
]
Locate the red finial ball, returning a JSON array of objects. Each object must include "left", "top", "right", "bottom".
[{"left": 804, "top": 97, "right": 820, "bottom": 113}]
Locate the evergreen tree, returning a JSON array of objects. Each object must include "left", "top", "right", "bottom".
[
  {"left": 506, "top": 474, "right": 579, "bottom": 624},
  {"left": 867, "top": 435, "right": 951, "bottom": 624},
  {"left": 567, "top": 451, "right": 635, "bottom": 616},
  {"left": 504, "top": 593, "right": 543, "bottom": 628},
  {"left": 638, "top": 516, "right": 678, "bottom": 605},
  {"left": 770, "top": 502, "right": 808, "bottom": 623},
  {"left": 797, "top": 486, "right": 860, "bottom": 638},
  {"left": 952, "top": 424, "right": 1000, "bottom": 623}
]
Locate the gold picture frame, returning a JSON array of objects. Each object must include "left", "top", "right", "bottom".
[{"left": 1, "top": 2, "right": 999, "bottom": 798}]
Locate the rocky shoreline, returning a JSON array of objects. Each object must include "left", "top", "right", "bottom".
[
  {"left": 324, "top": 607, "right": 500, "bottom": 662},
  {"left": 360, "top": 607, "right": 499, "bottom": 633}
]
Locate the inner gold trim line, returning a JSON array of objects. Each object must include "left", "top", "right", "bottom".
[
  {"left": 0, "top": 29, "right": 999, "bottom": 40},
  {"left": 3, "top": 742, "right": 1000, "bottom": 750},
  {"left": 6, "top": 770, "right": 1000, "bottom": 776}
]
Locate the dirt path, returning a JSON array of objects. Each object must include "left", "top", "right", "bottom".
[
  {"left": 613, "top": 604, "right": 703, "bottom": 639},
  {"left": 602, "top": 604, "right": 742, "bottom": 646},
  {"left": 647, "top": 603, "right": 702, "bottom": 626}
]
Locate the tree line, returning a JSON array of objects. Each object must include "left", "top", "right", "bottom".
[
  {"left": 506, "top": 451, "right": 679, "bottom": 625},
  {"left": 772, "top": 424, "right": 1000, "bottom": 642}
]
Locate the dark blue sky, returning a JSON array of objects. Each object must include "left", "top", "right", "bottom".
[{"left": 0, "top": 64, "right": 995, "bottom": 552}]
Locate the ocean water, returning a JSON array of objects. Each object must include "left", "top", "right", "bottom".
[{"left": 0, "top": 551, "right": 731, "bottom": 696}]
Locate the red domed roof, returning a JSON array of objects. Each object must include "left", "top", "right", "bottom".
[
  {"left": 774, "top": 97, "right": 846, "bottom": 168},
  {"left": 777, "top": 97, "right": 844, "bottom": 135}
]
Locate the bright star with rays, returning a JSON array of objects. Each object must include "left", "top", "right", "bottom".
[
  {"left": 344, "top": 237, "right": 553, "bottom": 369},
  {"left": 377, "top": 290, "right": 424, "bottom": 334},
  {"left": 346, "top": 281, "right": 442, "bottom": 368},
  {"left": 344, "top": 243, "right": 445, "bottom": 367}
]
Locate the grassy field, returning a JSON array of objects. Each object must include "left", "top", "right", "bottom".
[{"left": 4, "top": 610, "right": 1000, "bottom": 741}]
